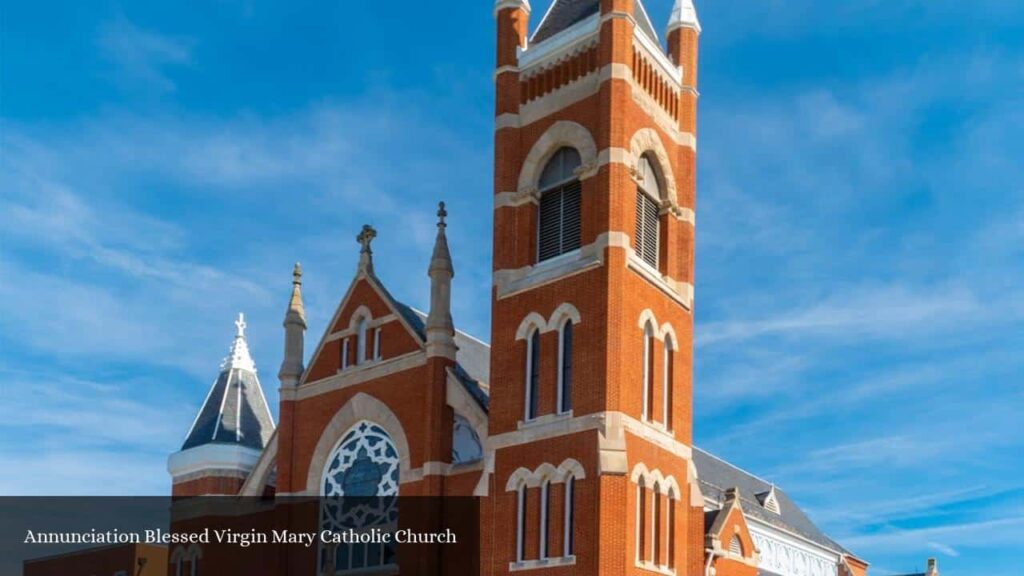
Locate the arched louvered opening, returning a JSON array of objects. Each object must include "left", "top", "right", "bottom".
[
  {"left": 634, "top": 154, "right": 662, "bottom": 269},
  {"left": 729, "top": 535, "right": 744, "bottom": 557},
  {"left": 538, "top": 147, "right": 582, "bottom": 263}
]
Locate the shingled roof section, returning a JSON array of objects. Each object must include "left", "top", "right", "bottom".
[
  {"left": 181, "top": 314, "right": 275, "bottom": 452},
  {"left": 531, "top": 0, "right": 659, "bottom": 45},
  {"left": 693, "top": 447, "right": 852, "bottom": 555}
]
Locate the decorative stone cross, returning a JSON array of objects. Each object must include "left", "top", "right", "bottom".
[
  {"left": 357, "top": 224, "right": 377, "bottom": 254},
  {"left": 437, "top": 202, "right": 447, "bottom": 229},
  {"left": 235, "top": 313, "right": 247, "bottom": 337}
]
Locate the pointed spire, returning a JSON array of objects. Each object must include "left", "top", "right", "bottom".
[
  {"left": 356, "top": 224, "right": 377, "bottom": 275},
  {"left": 426, "top": 202, "right": 456, "bottom": 359},
  {"left": 279, "top": 264, "right": 306, "bottom": 386},
  {"left": 667, "top": 0, "right": 701, "bottom": 34},
  {"left": 221, "top": 312, "right": 256, "bottom": 373},
  {"left": 286, "top": 262, "right": 306, "bottom": 325}
]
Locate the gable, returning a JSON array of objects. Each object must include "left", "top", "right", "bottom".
[{"left": 304, "top": 275, "right": 425, "bottom": 383}]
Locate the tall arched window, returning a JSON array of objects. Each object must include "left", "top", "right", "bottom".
[
  {"left": 642, "top": 323, "right": 655, "bottom": 421},
  {"left": 663, "top": 334, "right": 674, "bottom": 430},
  {"left": 666, "top": 493, "right": 675, "bottom": 569},
  {"left": 539, "top": 480, "right": 551, "bottom": 559},
  {"left": 538, "top": 147, "right": 582, "bottom": 262},
  {"left": 526, "top": 329, "right": 541, "bottom": 420},
  {"left": 635, "top": 155, "right": 661, "bottom": 269},
  {"left": 564, "top": 475, "right": 575, "bottom": 557},
  {"left": 652, "top": 483, "right": 661, "bottom": 565},
  {"left": 516, "top": 483, "right": 527, "bottom": 562},
  {"left": 356, "top": 317, "right": 368, "bottom": 365},
  {"left": 558, "top": 320, "right": 573, "bottom": 414},
  {"left": 636, "top": 480, "right": 647, "bottom": 563}
]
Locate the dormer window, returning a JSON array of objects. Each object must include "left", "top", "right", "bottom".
[
  {"left": 538, "top": 147, "right": 582, "bottom": 262},
  {"left": 757, "top": 486, "right": 782, "bottom": 514}
]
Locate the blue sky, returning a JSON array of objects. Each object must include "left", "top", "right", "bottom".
[{"left": 1, "top": 0, "right": 1022, "bottom": 573}]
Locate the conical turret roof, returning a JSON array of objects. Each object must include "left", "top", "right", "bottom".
[{"left": 180, "top": 314, "right": 275, "bottom": 451}]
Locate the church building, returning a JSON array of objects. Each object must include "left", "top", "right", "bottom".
[{"left": 165, "top": 1, "right": 871, "bottom": 575}]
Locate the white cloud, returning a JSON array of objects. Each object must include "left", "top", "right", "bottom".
[
  {"left": 699, "top": 283, "right": 979, "bottom": 346},
  {"left": 98, "top": 17, "right": 194, "bottom": 92}
]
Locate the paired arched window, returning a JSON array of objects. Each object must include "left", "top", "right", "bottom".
[
  {"left": 634, "top": 154, "right": 661, "bottom": 269},
  {"left": 558, "top": 320, "right": 573, "bottom": 414},
  {"left": 508, "top": 461, "right": 583, "bottom": 565},
  {"left": 636, "top": 477, "right": 677, "bottom": 570},
  {"left": 538, "top": 147, "right": 582, "bottom": 262},
  {"left": 525, "top": 329, "right": 541, "bottom": 420}
]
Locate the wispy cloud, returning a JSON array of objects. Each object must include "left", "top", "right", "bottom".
[
  {"left": 98, "top": 17, "right": 194, "bottom": 92},
  {"left": 699, "top": 283, "right": 979, "bottom": 346}
]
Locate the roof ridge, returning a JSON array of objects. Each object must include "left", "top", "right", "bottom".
[{"left": 693, "top": 446, "right": 777, "bottom": 488}]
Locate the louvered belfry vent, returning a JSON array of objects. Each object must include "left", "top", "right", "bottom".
[
  {"left": 635, "top": 189, "right": 659, "bottom": 268},
  {"left": 538, "top": 147, "right": 583, "bottom": 262},
  {"left": 539, "top": 181, "right": 582, "bottom": 261}
]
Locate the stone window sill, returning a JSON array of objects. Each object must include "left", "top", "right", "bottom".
[{"left": 510, "top": 556, "right": 577, "bottom": 572}]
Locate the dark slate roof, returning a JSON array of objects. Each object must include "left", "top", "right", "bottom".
[
  {"left": 408, "top": 308, "right": 491, "bottom": 385},
  {"left": 182, "top": 367, "right": 275, "bottom": 451},
  {"left": 693, "top": 447, "right": 852, "bottom": 555},
  {"left": 758, "top": 571, "right": 785, "bottom": 576},
  {"left": 531, "top": 0, "right": 658, "bottom": 45}
]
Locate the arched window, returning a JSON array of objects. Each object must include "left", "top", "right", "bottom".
[
  {"left": 564, "top": 475, "right": 575, "bottom": 557},
  {"left": 666, "top": 493, "right": 675, "bottom": 569},
  {"left": 642, "top": 322, "right": 655, "bottom": 422},
  {"left": 356, "top": 317, "right": 368, "bottom": 365},
  {"left": 538, "top": 147, "right": 582, "bottom": 262},
  {"left": 516, "top": 483, "right": 527, "bottom": 562},
  {"left": 634, "top": 155, "right": 661, "bottom": 269},
  {"left": 373, "top": 327, "right": 382, "bottom": 360},
  {"left": 663, "top": 334, "right": 674, "bottom": 430},
  {"left": 636, "top": 480, "right": 647, "bottom": 563},
  {"left": 321, "top": 421, "right": 400, "bottom": 572},
  {"left": 652, "top": 483, "right": 661, "bottom": 565},
  {"left": 558, "top": 320, "right": 573, "bottom": 414},
  {"left": 525, "top": 328, "right": 541, "bottom": 420},
  {"left": 341, "top": 338, "right": 350, "bottom": 370},
  {"left": 539, "top": 480, "right": 551, "bottom": 559}
]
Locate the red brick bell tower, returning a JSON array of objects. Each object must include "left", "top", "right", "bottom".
[{"left": 487, "top": 0, "right": 703, "bottom": 573}]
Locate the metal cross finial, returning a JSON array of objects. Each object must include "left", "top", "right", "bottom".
[
  {"left": 292, "top": 262, "right": 303, "bottom": 285},
  {"left": 357, "top": 224, "right": 377, "bottom": 254},
  {"left": 235, "top": 313, "right": 247, "bottom": 337},
  {"left": 437, "top": 201, "right": 447, "bottom": 228}
]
